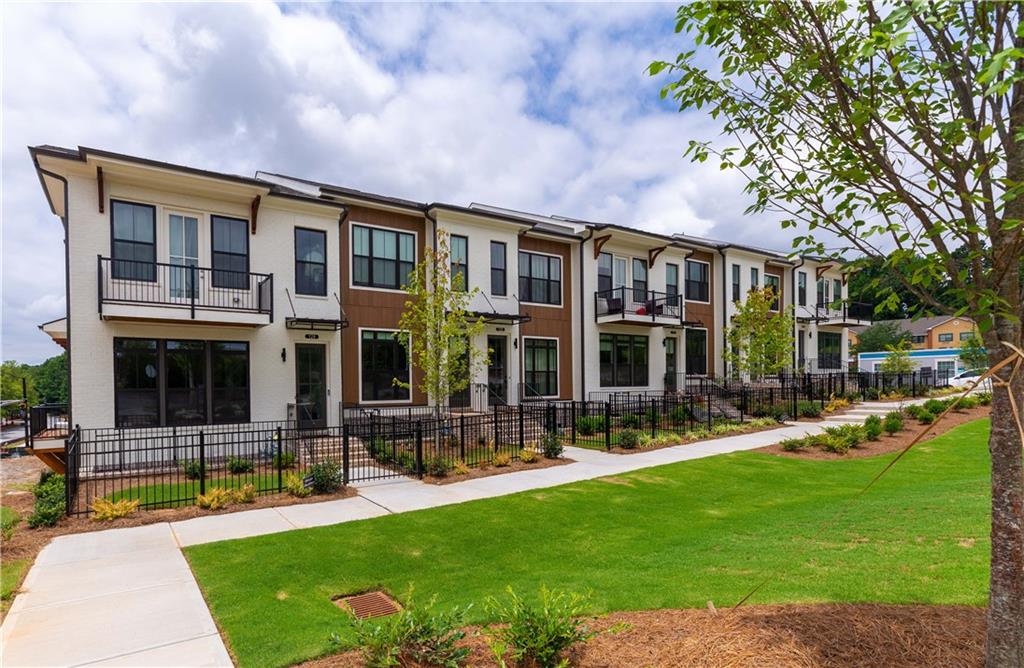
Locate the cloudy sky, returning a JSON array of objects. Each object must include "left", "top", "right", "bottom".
[{"left": 2, "top": 2, "right": 790, "bottom": 364}]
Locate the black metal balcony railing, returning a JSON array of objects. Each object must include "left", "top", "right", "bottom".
[
  {"left": 98, "top": 256, "right": 273, "bottom": 319},
  {"left": 815, "top": 300, "right": 873, "bottom": 324},
  {"left": 594, "top": 287, "right": 683, "bottom": 322},
  {"left": 27, "top": 403, "right": 69, "bottom": 446}
]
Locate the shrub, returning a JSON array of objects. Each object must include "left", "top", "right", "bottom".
[
  {"left": 575, "top": 416, "right": 604, "bottom": 436},
  {"left": 519, "top": 448, "right": 538, "bottom": 464},
  {"left": 958, "top": 395, "right": 980, "bottom": 410},
  {"left": 2, "top": 511, "right": 19, "bottom": 541},
  {"left": 617, "top": 429, "right": 649, "bottom": 450},
  {"left": 424, "top": 455, "right": 452, "bottom": 477},
  {"left": 821, "top": 435, "right": 852, "bottom": 454},
  {"left": 863, "top": 415, "right": 883, "bottom": 441},
  {"left": 883, "top": 412, "right": 904, "bottom": 435},
  {"left": 797, "top": 401, "right": 822, "bottom": 418},
  {"left": 226, "top": 457, "right": 254, "bottom": 474},
  {"left": 346, "top": 596, "right": 470, "bottom": 668},
  {"left": 232, "top": 483, "right": 257, "bottom": 504},
  {"left": 619, "top": 413, "right": 643, "bottom": 429},
  {"left": 540, "top": 432, "right": 563, "bottom": 459},
  {"left": 823, "top": 396, "right": 850, "bottom": 413},
  {"left": 823, "top": 424, "right": 864, "bottom": 452},
  {"left": 309, "top": 461, "right": 343, "bottom": 494},
  {"left": 747, "top": 417, "right": 778, "bottom": 429},
  {"left": 668, "top": 405, "right": 692, "bottom": 423},
  {"left": 181, "top": 460, "right": 205, "bottom": 480},
  {"left": 395, "top": 451, "right": 416, "bottom": 471},
  {"left": 453, "top": 460, "right": 471, "bottom": 475},
  {"left": 779, "top": 437, "right": 807, "bottom": 452},
  {"left": 196, "top": 487, "right": 234, "bottom": 511},
  {"left": 904, "top": 404, "right": 922, "bottom": 419},
  {"left": 285, "top": 473, "right": 311, "bottom": 498},
  {"left": 493, "top": 452, "right": 512, "bottom": 467},
  {"left": 923, "top": 398, "right": 947, "bottom": 415},
  {"left": 91, "top": 498, "right": 141, "bottom": 521},
  {"left": 273, "top": 452, "right": 297, "bottom": 470},
  {"left": 917, "top": 409, "right": 936, "bottom": 425},
  {"left": 863, "top": 387, "right": 881, "bottom": 401},
  {"left": 27, "top": 474, "right": 65, "bottom": 528},
  {"left": 485, "top": 587, "right": 596, "bottom": 668},
  {"left": 977, "top": 391, "right": 993, "bottom": 406}
]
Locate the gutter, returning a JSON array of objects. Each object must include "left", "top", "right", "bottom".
[
  {"left": 579, "top": 228, "right": 593, "bottom": 400},
  {"left": 790, "top": 257, "right": 806, "bottom": 368},
  {"left": 716, "top": 245, "right": 732, "bottom": 377},
  {"left": 337, "top": 205, "right": 350, "bottom": 419}
]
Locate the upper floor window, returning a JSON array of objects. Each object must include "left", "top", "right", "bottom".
[
  {"left": 832, "top": 278, "right": 842, "bottom": 304},
  {"left": 490, "top": 241, "right": 507, "bottom": 296},
  {"left": 666, "top": 263, "right": 679, "bottom": 306},
  {"left": 912, "top": 335, "right": 926, "bottom": 344},
  {"left": 211, "top": 216, "right": 249, "bottom": 289},
  {"left": 764, "top": 274, "right": 780, "bottom": 310},
  {"left": 295, "top": 228, "right": 327, "bottom": 296},
  {"left": 798, "top": 271, "right": 807, "bottom": 306},
  {"left": 353, "top": 224, "right": 415, "bottom": 290},
  {"left": 750, "top": 267, "right": 759, "bottom": 291},
  {"left": 938, "top": 332, "right": 954, "bottom": 343},
  {"left": 450, "top": 235, "right": 468, "bottom": 291},
  {"left": 632, "top": 259, "right": 648, "bottom": 299},
  {"left": 518, "top": 251, "right": 561, "bottom": 305},
  {"left": 960, "top": 331, "right": 974, "bottom": 341},
  {"left": 597, "top": 252, "right": 613, "bottom": 293},
  {"left": 685, "top": 259, "right": 709, "bottom": 302},
  {"left": 817, "top": 277, "right": 827, "bottom": 304},
  {"left": 111, "top": 200, "right": 156, "bottom": 281},
  {"left": 731, "top": 264, "right": 741, "bottom": 303}
]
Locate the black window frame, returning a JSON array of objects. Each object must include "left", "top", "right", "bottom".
[
  {"left": 666, "top": 262, "right": 679, "bottom": 306},
  {"left": 832, "top": 278, "right": 842, "bottom": 305},
  {"left": 764, "top": 274, "right": 781, "bottom": 311},
  {"left": 518, "top": 250, "right": 562, "bottom": 305},
  {"left": 113, "top": 338, "right": 160, "bottom": 428},
  {"left": 597, "top": 252, "right": 613, "bottom": 293},
  {"left": 294, "top": 227, "right": 328, "bottom": 296},
  {"left": 490, "top": 241, "right": 507, "bottom": 296},
  {"left": 938, "top": 332, "right": 954, "bottom": 342},
  {"left": 685, "top": 328, "right": 708, "bottom": 376},
  {"left": 684, "top": 259, "right": 710, "bottom": 302},
  {"left": 210, "top": 341, "right": 251, "bottom": 424},
  {"left": 750, "top": 267, "right": 760, "bottom": 292},
  {"left": 959, "top": 331, "right": 974, "bottom": 341},
  {"left": 632, "top": 258, "right": 648, "bottom": 301},
  {"left": 522, "top": 337, "right": 559, "bottom": 397},
  {"left": 731, "top": 264, "right": 741, "bottom": 303},
  {"left": 450, "top": 234, "right": 468, "bottom": 292},
  {"left": 110, "top": 199, "right": 157, "bottom": 282},
  {"left": 360, "top": 330, "right": 411, "bottom": 402},
  {"left": 211, "top": 215, "right": 250, "bottom": 289},
  {"left": 798, "top": 271, "right": 807, "bottom": 306},
  {"left": 352, "top": 224, "right": 416, "bottom": 291},
  {"left": 599, "top": 333, "right": 649, "bottom": 387}
]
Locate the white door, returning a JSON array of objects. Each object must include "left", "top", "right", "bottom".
[
  {"left": 169, "top": 214, "right": 199, "bottom": 299},
  {"left": 613, "top": 257, "right": 627, "bottom": 288}
]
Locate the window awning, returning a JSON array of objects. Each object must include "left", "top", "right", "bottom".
[
  {"left": 462, "top": 310, "right": 532, "bottom": 325},
  {"left": 285, "top": 317, "right": 347, "bottom": 331}
]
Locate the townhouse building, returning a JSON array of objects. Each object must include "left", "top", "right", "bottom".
[{"left": 31, "top": 146, "right": 868, "bottom": 432}]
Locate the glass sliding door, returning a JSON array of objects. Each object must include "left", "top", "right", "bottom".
[
  {"left": 295, "top": 344, "right": 327, "bottom": 427},
  {"left": 168, "top": 214, "right": 199, "bottom": 299}
]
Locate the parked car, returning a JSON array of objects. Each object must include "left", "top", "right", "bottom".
[{"left": 949, "top": 369, "right": 992, "bottom": 391}]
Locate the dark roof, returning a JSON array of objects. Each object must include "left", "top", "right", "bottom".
[
  {"left": 851, "top": 315, "right": 971, "bottom": 337},
  {"left": 257, "top": 170, "right": 427, "bottom": 211}
]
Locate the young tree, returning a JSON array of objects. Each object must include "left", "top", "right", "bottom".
[
  {"left": 33, "top": 353, "right": 68, "bottom": 404},
  {"left": 852, "top": 321, "right": 910, "bottom": 353},
  {"left": 652, "top": 3, "right": 1023, "bottom": 662},
  {"left": 960, "top": 333, "right": 990, "bottom": 372},
  {"left": 397, "top": 230, "right": 488, "bottom": 411},
  {"left": 879, "top": 341, "right": 916, "bottom": 375},
  {"left": 724, "top": 287, "right": 795, "bottom": 380}
]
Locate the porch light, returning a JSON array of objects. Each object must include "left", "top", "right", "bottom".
[{"left": 281, "top": 348, "right": 287, "bottom": 363}]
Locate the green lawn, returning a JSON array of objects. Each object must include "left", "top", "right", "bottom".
[
  {"left": 109, "top": 473, "right": 284, "bottom": 508},
  {"left": 1, "top": 506, "right": 27, "bottom": 614},
  {"left": 186, "top": 419, "right": 992, "bottom": 668}
]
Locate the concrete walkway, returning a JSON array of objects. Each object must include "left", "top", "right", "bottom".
[{"left": 0, "top": 402, "right": 915, "bottom": 666}]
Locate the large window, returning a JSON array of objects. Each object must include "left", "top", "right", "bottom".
[
  {"left": 361, "top": 330, "right": 410, "bottom": 402},
  {"left": 764, "top": 274, "right": 780, "bottom": 310},
  {"left": 832, "top": 278, "right": 842, "bottom": 305},
  {"left": 750, "top": 267, "right": 759, "bottom": 291},
  {"left": 295, "top": 228, "right": 327, "bottom": 296},
  {"left": 818, "top": 332, "right": 842, "bottom": 369},
  {"left": 523, "top": 338, "right": 558, "bottom": 397},
  {"left": 518, "top": 251, "right": 561, "bottom": 305},
  {"left": 685, "top": 328, "right": 708, "bottom": 375},
  {"left": 816, "top": 278, "right": 827, "bottom": 305},
  {"left": 960, "top": 331, "right": 974, "bottom": 341},
  {"left": 599, "top": 334, "right": 649, "bottom": 387},
  {"left": 114, "top": 338, "right": 250, "bottom": 427},
  {"left": 111, "top": 200, "right": 156, "bottom": 281},
  {"left": 597, "top": 252, "right": 613, "bottom": 293},
  {"left": 731, "top": 264, "right": 741, "bottom": 303},
  {"left": 798, "top": 271, "right": 807, "bottom": 306},
  {"left": 353, "top": 225, "right": 415, "bottom": 290},
  {"left": 632, "top": 258, "right": 648, "bottom": 301},
  {"left": 211, "top": 216, "right": 249, "bottom": 289},
  {"left": 490, "top": 241, "right": 507, "bottom": 296},
  {"left": 938, "top": 332, "right": 953, "bottom": 343},
  {"left": 685, "top": 259, "right": 709, "bottom": 302},
  {"left": 450, "top": 235, "right": 468, "bottom": 291},
  {"left": 666, "top": 263, "right": 679, "bottom": 306}
]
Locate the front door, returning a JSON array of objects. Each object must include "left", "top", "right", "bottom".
[
  {"left": 665, "top": 337, "right": 678, "bottom": 392},
  {"left": 487, "top": 335, "right": 508, "bottom": 405},
  {"left": 295, "top": 344, "right": 326, "bottom": 428}
]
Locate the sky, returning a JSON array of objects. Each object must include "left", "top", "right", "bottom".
[{"left": 1, "top": 2, "right": 794, "bottom": 364}]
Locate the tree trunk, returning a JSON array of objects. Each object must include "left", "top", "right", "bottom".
[{"left": 983, "top": 326, "right": 1024, "bottom": 668}]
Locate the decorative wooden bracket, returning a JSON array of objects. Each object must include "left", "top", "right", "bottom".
[
  {"left": 592, "top": 234, "right": 612, "bottom": 259},
  {"left": 97, "top": 167, "right": 104, "bottom": 214},
  {"left": 250, "top": 195, "right": 261, "bottom": 234},
  {"left": 815, "top": 264, "right": 833, "bottom": 280},
  {"left": 648, "top": 245, "right": 667, "bottom": 268}
]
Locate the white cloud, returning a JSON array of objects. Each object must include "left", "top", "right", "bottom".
[{"left": 1, "top": 1, "right": 784, "bottom": 363}]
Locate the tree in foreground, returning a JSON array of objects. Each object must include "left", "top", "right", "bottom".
[
  {"left": 852, "top": 321, "right": 909, "bottom": 354},
  {"left": 724, "top": 287, "right": 795, "bottom": 380},
  {"left": 397, "top": 230, "right": 487, "bottom": 412},
  {"left": 652, "top": 2, "right": 1023, "bottom": 663}
]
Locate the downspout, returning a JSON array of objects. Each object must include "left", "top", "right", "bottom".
[
  {"left": 36, "top": 164, "right": 72, "bottom": 429},
  {"left": 579, "top": 228, "right": 593, "bottom": 401},
  {"left": 716, "top": 245, "right": 731, "bottom": 377},
  {"left": 790, "top": 257, "right": 806, "bottom": 369},
  {"left": 337, "top": 205, "right": 350, "bottom": 420},
  {"left": 425, "top": 210, "right": 438, "bottom": 409}
]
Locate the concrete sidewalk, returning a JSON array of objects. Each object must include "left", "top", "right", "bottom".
[{"left": 0, "top": 404, "right": 908, "bottom": 666}]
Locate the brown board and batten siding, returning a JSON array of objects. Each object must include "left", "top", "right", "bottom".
[
  {"left": 340, "top": 205, "right": 428, "bottom": 407},
  {"left": 683, "top": 249, "right": 716, "bottom": 375},
  {"left": 518, "top": 235, "right": 574, "bottom": 400}
]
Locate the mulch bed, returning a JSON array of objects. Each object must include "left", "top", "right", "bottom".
[
  {"left": 603, "top": 421, "right": 789, "bottom": 455},
  {"left": 422, "top": 456, "right": 573, "bottom": 485},
  {"left": 758, "top": 406, "right": 991, "bottom": 460},
  {"left": 299, "top": 603, "right": 984, "bottom": 667}
]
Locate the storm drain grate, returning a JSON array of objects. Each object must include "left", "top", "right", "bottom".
[{"left": 334, "top": 590, "right": 402, "bottom": 619}]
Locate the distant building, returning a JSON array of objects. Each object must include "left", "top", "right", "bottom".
[
  {"left": 849, "top": 316, "right": 978, "bottom": 351},
  {"left": 856, "top": 347, "right": 967, "bottom": 378}
]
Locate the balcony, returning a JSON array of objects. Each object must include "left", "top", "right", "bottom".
[
  {"left": 595, "top": 287, "right": 683, "bottom": 326},
  {"left": 98, "top": 256, "right": 273, "bottom": 326},
  {"left": 814, "top": 301, "right": 872, "bottom": 327}
]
